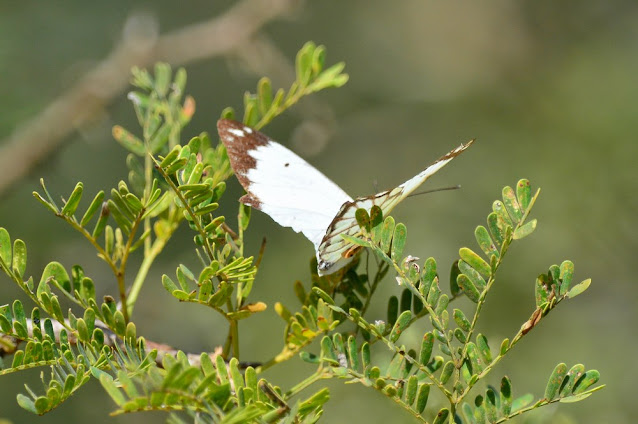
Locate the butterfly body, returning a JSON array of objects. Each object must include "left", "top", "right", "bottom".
[{"left": 218, "top": 119, "right": 473, "bottom": 275}]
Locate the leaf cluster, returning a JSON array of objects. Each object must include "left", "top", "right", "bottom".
[{"left": 0, "top": 40, "right": 602, "bottom": 424}]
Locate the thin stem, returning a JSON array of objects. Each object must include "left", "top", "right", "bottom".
[
  {"left": 284, "top": 368, "right": 331, "bottom": 398},
  {"left": 127, "top": 231, "right": 173, "bottom": 314}
]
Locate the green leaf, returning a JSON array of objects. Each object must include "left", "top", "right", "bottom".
[
  {"left": 466, "top": 342, "right": 483, "bottom": 374},
  {"left": 153, "top": 62, "right": 171, "bottom": 96},
  {"left": 448, "top": 260, "right": 461, "bottom": 297},
  {"left": 12, "top": 239, "right": 27, "bottom": 278},
  {"left": 434, "top": 294, "right": 449, "bottom": 317},
  {"left": 387, "top": 296, "right": 398, "bottom": 326},
  {"left": 107, "top": 200, "right": 131, "bottom": 235},
  {"left": 312, "top": 287, "right": 335, "bottom": 305},
  {"left": 567, "top": 279, "right": 591, "bottom": 299},
  {"left": 12, "top": 300, "right": 27, "bottom": 338},
  {"left": 17, "top": 394, "right": 37, "bottom": 414},
  {"left": 421, "top": 257, "right": 437, "bottom": 297},
  {"left": 486, "top": 388, "right": 498, "bottom": 423},
  {"left": 487, "top": 212, "right": 506, "bottom": 246},
  {"left": 38, "top": 262, "right": 71, "bottom": 296},
  {"left": 370, "top": 205, "right": 384, "bottom": 242},
  {"left": 419, "top": 332, "right": 434, "bottom": 366},
  {"left": 500, "top": 338, "right": 510, "bottom": 355},
  {"left": 380, "top": 216, "right": 395, "bottom": 253},
  {"left": 474, "top": 225, "right": 499, "bottom": 260},
  {"left": 391, "top": 223, "right": 407, "bottom": 260},
  {"left": 559, "top": 260, "right": 574, "bottom": 295},
  {"left": 453, "top": 309, "right": 471, "bottom": 332},
  {"left": 511, "top": 393, "right": 534, "bottom": 412},
  {"left": 361, "top": 342, "right": 371, "bottom": 370},
  {"left": 311, "top": 44, "right": 326, "bottom": 74},
  {"left": 572, "top": 370, "right": 600, "bottom": 394},
  {"left": 513, "top": 219, "right": 537, "bottom": 240},
  {"left": 457, "top": 274, "right": 480, "bottom": 303},
  {"left": 492, "top": 200, "right": 513, "bottom": 227},
  {"left": 347, "top": 335, "right": 360, "bottom": 371},
  {"left": 238, "top": 203, "right": 251, "bottom": 232},
  {"left": 389, "top": 310, "right": 412, "bottom": 343},
  {"left": 440, "top": 361, "right": 454, "bottom": 384},
  {"left": 91, "top": 203, "right": 109, "bottom": 238},
  {"left": 162, "top": 274, "right": 179, "bottom": 293},
  {"left": 516, "top": 179, "right": 531, "bottom": 211},
  {"left": 501, "top": 186, "right": 522, "bottom": 223},
  {"left": 112, "top": 126, "right": 145, "bottom": 156},
  {"left": 340, "top": 234, "right": 369, "bottom": 248},
  {"left": 257, "top": 77, "right": 273, "bottom": 115},
  {"left": 148, "top": 123, "right": 171, "bottom": 154},
  {"left": 296, "top": 41, "right": 314, "bottom": 86},
  {"left": 400, "top": 288, "right": 411, "bottom": 313},
  {"left": 459, "top": 247, "right": 491, "bottom": 277},
  {"left": 545, "top": 363, "right": 567, "bottom": 400},
  {"left": 76, "top": 318, "right": 90, "bottom": 343},
  {"left": 99, "top": 373, "right": 126, "bottom": 406},
  {"left": 0, "top": 227, "right": 12, "bottom": 268},
  {"left": 354, "top": 208, "right": 370, "bottom": 232},
  {"left": 432, "top": 408, "right": 449, "bottom": 424},
  {"left": 415, "top": 384, "right": 430, "bottom": 414},
  {"left": 500, "top": 376, "right": 512, "bottom": 415},
  {"left": 80, "top": 191, "right": 105, "bottom": 227},
  {"left": 60, "top": 182, "right": 84, "bottom": 217},
  {"left": 405, "top": 375, "right": 418, "bottom": 406},
  {"left": 113, "top": 310, "right": 126, "bottom": 337},
  {"left": 124, "top": 193, "right": 143, "bottom": 214},
  {"left": 476, "top": 333, "right": 492, "bottom": 363},
  {"left": 458, "top": 260, "right": 486, "bottom": 291},
  {"left": 559, "top": 364, "right": 585, "bottom": 397}
]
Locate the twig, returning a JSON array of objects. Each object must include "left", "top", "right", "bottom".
[
  {"left": 0, "top": 318, "right": 260, "bottom": 369},
  {"left": 0, "top": 0, "right": 300, "bottom": 196}
]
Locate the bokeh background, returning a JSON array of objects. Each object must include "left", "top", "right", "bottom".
[{"left": 1, "top": 0, "right": 636, "bottom": 422}]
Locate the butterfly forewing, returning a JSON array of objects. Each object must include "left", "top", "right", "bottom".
[
  {"left": 316, "top": 140, "right": 474, "bottom": 275},
  {"left": 218, "top": 119, "right": 353, "bottom": 247}
]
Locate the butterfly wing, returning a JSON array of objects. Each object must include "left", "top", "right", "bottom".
[
  {"left": 218, "top": 119, "right": 353, "bottom": 248},
  {"left": 317, "top": 139, "right": 474, "bottom": 275}
]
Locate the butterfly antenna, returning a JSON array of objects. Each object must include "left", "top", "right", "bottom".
[{"left": 408, "top": 184, "right": 462, "bottom": 198}]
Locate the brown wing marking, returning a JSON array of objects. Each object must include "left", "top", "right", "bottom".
[{"left": 217, "top": 119, "right": 269, "bottom": 192}]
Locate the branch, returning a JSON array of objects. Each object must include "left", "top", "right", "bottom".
[
  {"left": 0, "top": 319, "right": 245, "bottom": 369},
  {"left": 0, "top": 0, "right": 299, "bottom": 196}
]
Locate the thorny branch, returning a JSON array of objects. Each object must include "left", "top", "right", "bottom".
[{"left": 0, "top": 0, "right": 302, "bottom": 195}]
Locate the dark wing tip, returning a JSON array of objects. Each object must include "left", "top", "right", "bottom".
[
  {"left": 217, "top": 117, "right": 242, "bottom": 129},
  {"left": 439, "top": 138, "right": 475, "bottom": 161},
  {"left": 217, "top": 119, "right": 268, "bottom": 150}
]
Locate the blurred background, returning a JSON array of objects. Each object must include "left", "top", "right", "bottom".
[{"left": 1, "top": 0, "right": 635, "bottom": 422}]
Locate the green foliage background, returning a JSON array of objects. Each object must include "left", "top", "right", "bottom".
[{"left": 0, "top": 1, "right": 634, "bottom": 422}]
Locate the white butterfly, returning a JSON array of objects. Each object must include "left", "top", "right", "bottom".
[{"left": 218, "top": 119, "right": 474, "bottom": 276}]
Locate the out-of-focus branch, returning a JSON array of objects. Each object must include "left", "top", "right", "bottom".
[{"left": 0, "top": 0, "right": 300, "bottom": 196}]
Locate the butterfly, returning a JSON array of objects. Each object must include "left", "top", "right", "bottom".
[{"left": 217, "top": 119, "right": 474, "bottom": 276}]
